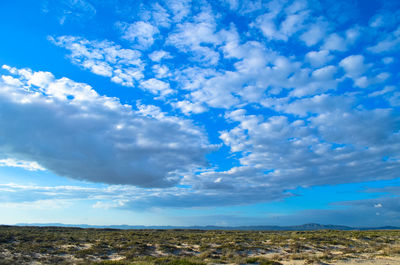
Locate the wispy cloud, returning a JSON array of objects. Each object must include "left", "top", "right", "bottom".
[{"left": 0, "top": 158, "right": 45, "bottom": 171}]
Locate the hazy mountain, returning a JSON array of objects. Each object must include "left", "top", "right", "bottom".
[{"left": 13, "top": 223, "right": 399, "bottom": 231}]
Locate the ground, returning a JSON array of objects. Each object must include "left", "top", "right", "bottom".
[{"left": 0, "top": 226, "right": 399, "bottom": 265}]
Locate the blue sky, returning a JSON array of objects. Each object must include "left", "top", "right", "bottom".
[{"left": 0, "top": 0, "right": 399, "bottom": 227}]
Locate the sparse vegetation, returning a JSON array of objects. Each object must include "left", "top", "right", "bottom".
[{"left": 0, "top": 226, "right": 399, "bottom": 264}]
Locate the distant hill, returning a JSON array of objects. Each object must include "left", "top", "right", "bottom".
[{"left": 13, "top": 222, "right": 400, "bottom": 231}]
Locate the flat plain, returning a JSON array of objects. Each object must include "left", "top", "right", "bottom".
[{"left": 0, "top": 226, "right": 399, "bottom": 265}]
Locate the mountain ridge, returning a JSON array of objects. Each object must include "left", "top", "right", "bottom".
[{"left": 11, "top": 222, "right": 400, "bottom": 231}]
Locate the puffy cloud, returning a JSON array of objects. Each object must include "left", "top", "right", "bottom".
[
  {"left": 339, "top": 55, "right": 369, "bottom": 77},
  {"left": 339, "top": 55, "right": 371, "bottom": 87},
  {"left": 322, "top": 33, "right": 347, "bottom": 51},
  {"left": 0, "top": 65, "right": 212, "bottom": 188},
  {"left": 139, "top": 78, "right": 174, "bottom": 97},
  {"left": 219, "top": 95, "right": 400, "bottom": 190},
  {"left": 300, "top": 23, "right": 326, "bottom": 46},
  {"left": 148, "top": 50, "right": 172, "bottom": 62},
  {"left": 172, "top": 38, "right": 340, "bottom": 108},
  {"left": 253, "top": 0, "right": 309, "bottom": 41},
  {"left": 311, "top": 108, "right": 398, "bottom": 146},
  {"left": 50, "top": 36, "right": 144, "bottom": 87},
  {"left": 165, "top": 0, "right": 192, "bottom": 22},
  {"left": 311, "top": 65, "right": 337, "bottom": 80},
  {"left": 166, "top": 10, "right": 221, "bottom": 65},
  {"left": 152, "top": 64, "right": 171, "bottom": 78},
  {"left": 305, "top": 50, "right": 332, "bottom": 67},
  {"left": 117, "top": 21, "right": 159, "bottom": 49},
  {"left": 172, "top": 100, "right": 207, "bottom": 115}
]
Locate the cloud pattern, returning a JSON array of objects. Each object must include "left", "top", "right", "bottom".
[{"left": 1, "top": 0, "right": 400, "bottom": 216}]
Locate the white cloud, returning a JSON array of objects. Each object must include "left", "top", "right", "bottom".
[
  {"left": 311, "top": 65, "right": 337, "bottom": 81},
  {"left": 223, "top": 0, "right": 264, "bottom": 15},
  {"left": 382, "top": 57, "right": 394, "bottom": 64},
  {"left": 218, "top": 26, "right": 245, "bottom": 59},
  {"left": 369, "top": 14, "right": 385, "bottom": 28},
  {"left": 0, "top": 65, "right": 212, "bottom": 188},
  {"left": 339, "top": 55, "right": 369, "bottom": 78},
  {"left": 0, "top": 181, "right": 286, "bottom": 210},
  {"left": 171, "top": 37, "right": 341, "bottom": 108},
  {"left": 165, "top": 0, "right": 192, "bottom": 22},
  {"left": 369, "top": 86, "right": 396, "bottom": 97},
  {"left": 92, "top": 199, "right": 128, "bottom": 209},
  {"left": 166, "top": 10, "right": 221, "bottom": 65},
  {"left": 254, "top": 14, "right": 287, "bottom": 41},
  {"left": 305, "top": 50, "right": 332, "bottom": 67},
  {"left": 280, "top": 11, "right": 309, "bottom": 37},
  {"left": 354, "top": 76, "right": 369, "bottom": 88},
  {"left": 118, "top": 21, "right": 159, "bottom": 49},
  {"left": 345, "top": 27, "right": 361, "bottom": 44},
  {"left": 0, "top": 199, "right": 73, "bottom": 210},
  {"left": 140, "top": 78, "right": 174, "bottom": 97},
  {"left": 253, "top": 0, "right": 309, "bottom": 42},
  {"left": 221, "top": 0, "right": 239, "bottom": 11},
  {"left": 339, "top": 56, "right": 391, "bottom": 89},
  {"left": 368, "top": 10, "right": 400, "bottom": 29},
  {"left": 300, "top": 23, "right": 326, "bottom": 46},
  {"left": 368, "top": 26, "right": 400, "bottom": 53},
  {"left": 150, "top": 3, "right": 171, "bottom": 28},
  {"left": 1, "top": 75, "right": 24, "bottom": 87},
  {"left": 152, "top": 64, "right": 170, "bottom": 78},
  {"left": 0, "top": 158, "right": 45, "bottom": 171},
  {"left": 218, "top": 86, "right": 400, "bottom": 191},
  {"left": 50, "top": 36, "right": 144, "bottom": 87},
  {"left": 311, "top": 108, "right": 398, "bottom": 147},
  {"left": 172, "top": 100, "right": 207, "bottom": 115},
  {"left": 148, "top": 50, "right": 172, "bottom": 62},
  {"left": 322, "top": 33, "right": 347, "bottom": 51},
  {"left": 389, "top": 92, "right": 400, "bottom": 107},
  {"left": 218, "top": 100, "right": 400, "bottom": 190}
]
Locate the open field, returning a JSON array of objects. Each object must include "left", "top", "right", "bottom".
[{"left": 0, "top": 226, "right": 399, "bottom": 265}]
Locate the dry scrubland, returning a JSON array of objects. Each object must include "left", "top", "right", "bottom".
[{"left": 0, "top": 226, "right": 399, "bottom": 265}]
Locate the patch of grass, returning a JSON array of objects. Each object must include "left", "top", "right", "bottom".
[{"left": 246, "top": 256, "right": 283, "bottom": 265}]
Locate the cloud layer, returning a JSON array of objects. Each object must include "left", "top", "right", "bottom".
[
  {"left": 1, "top": 0, "right": 400, "bottom": 213},
  {"left": 0, "top": 65, "right": 212, "bottom": 187}
]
